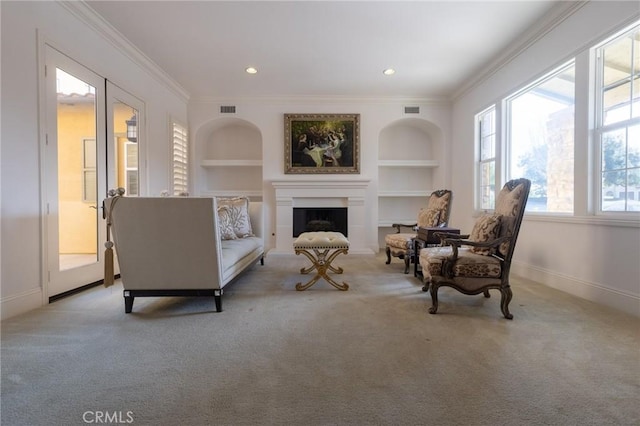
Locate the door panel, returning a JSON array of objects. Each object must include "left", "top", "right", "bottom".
[
  {"left": 105, "top": 82, "right": 145, "bottom": 278},
  {"left": 45, "top": 46, "right": 107, "bottom": 297},
  {"left": 106, "top": 82, "right": 144, "bottom": 196}
]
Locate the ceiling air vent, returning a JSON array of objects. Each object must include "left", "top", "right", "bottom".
[
  {"left": 220, "top": 105, "right": 236, "bottom": 114},
  {"left": 404, "top": 106, "right": 420, "bottom": 114}
]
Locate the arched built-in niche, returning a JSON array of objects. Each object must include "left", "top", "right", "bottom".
[
  {"left": 194, "top": 117, "right": 263, "bottom": 199},
  {"left": 377, "top": 117, "right": 443, "bottom": 233}
]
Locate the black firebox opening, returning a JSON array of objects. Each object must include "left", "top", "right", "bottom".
[{"left": 293, "top": 207, "right": 348, "bottom": 237}]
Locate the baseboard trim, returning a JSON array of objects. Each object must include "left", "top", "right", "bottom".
[
  {"left": 1, "top": 287, "right": 44, "bottom": 321},
  {"left": 511, "top": 261, "right": 640, "bottom": 317}
]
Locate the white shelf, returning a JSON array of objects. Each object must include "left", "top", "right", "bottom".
[
  {"left": 201, "top": 160, "right": 263, "bottom": 167},
  {"left": 201, "top": 190, "right": 263, "bottom": 198},
  {"left": 378, "top": 160, "right": 439, "bottom": 168},
  {"left": 378, "top": 190, "right": 432, "bottom": 197}
]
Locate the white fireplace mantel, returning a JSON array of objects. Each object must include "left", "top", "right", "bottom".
[
  {"left": 271, "top": 179, "right": 373, "bottom": 255},
  {"left": 272, "top": 179, "right": 371, "bottom": 191}
]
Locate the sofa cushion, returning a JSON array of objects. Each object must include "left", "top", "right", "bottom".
[
  {"left": 419, "top": 246, "right": 502, "bottom": 279},
  {"left": 385, "top": 233, "right": 414, "bottom": 250},
  {"left": 220, "top": 236, "right": 263, "bottom": 277},
  {"left": 217, "top": 196, "right": 254, "bottom": 238}
]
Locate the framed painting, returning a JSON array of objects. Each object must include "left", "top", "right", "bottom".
[{"left": 284, "top": 113, "right": 360, "bottom": 174}]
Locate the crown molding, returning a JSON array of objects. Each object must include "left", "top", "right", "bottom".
[
  {"left": 451, "top": 1, "right": 588, "bottom": 102},
  {"left": 58, "top": 1, "right": 190, "bottom": 103},
  {"left": 189, "top": 95, "right": 452, "bottom": 107}
]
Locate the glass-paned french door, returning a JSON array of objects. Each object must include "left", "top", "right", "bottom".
[{"left": 44, "top": 45, "right": 143, "bottom": 298}]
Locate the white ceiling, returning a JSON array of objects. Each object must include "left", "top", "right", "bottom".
[{"left": 86, "top": 1, "right": 561, "bottom": 100}]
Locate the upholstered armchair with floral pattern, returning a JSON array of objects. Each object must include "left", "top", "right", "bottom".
[
  {"left": 385, "top": 189, "right": 452, "bottom": 274},
  {"left": 419, "top": 179, "right": 530, "bottom": 319}
]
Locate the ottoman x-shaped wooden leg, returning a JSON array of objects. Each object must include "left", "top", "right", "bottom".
[{"left": 295, "top": 247, "right": 349, "bottom": 291}]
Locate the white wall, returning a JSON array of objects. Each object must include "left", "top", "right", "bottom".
[
  {"left": 0, "top": 1, "right": 188, "bottom": 319},
  {"left": 450, "top": 1, "right": 640, "bottom": 316},
  {"left": 188, "top": 99, "right": 452, "bottom": 254}
]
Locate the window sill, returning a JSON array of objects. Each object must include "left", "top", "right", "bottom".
[
  {"left": 523, "top": 213, "right": 640, "bottom": 228},
  {"left": 474, "top": 210, "right": 640, "bottom": 228}
]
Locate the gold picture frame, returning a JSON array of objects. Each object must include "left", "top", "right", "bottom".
[{"left": 284, "top": 113, "right": 360, "bottom": 174}]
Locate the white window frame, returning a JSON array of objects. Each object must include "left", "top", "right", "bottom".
[
  {"left": 593, "top": 22, "right": 640, "bottom": 215},
  {"left": 472, "top": 20, "right": 640, "bottom": 226},
  {"left": 475, "top": 106, "right": 497, "bottom": 211},
  {"left": 504, "top": 60, "right": 576, "bottom": 215}
]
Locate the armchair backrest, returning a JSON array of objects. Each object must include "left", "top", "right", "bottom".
[
  {"left": 494, "top": 178, "right": 530, "bottom": 261},
  {"left": 425, "top": 189, "right": 453, "bottom": 227}
]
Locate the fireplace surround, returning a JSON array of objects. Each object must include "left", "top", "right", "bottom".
[
  {"left": 272, "top": 179, "right": 372, "bottom": 254},
  {"left": 293, "top": 207, "right": 348, "bottom": 237}
]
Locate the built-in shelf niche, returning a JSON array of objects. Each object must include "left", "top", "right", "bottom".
[
  {"left": 377, "top": 118, "right": 442, "bottom": 231},
  {"left": 198, "top": 118, "right": 263, "bottom": 200}
]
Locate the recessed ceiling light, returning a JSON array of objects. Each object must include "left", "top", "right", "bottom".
[
  {"left": 383, "top": 68, "right": 395, "bottom": 76},
  {"left": 245, "top": 67, "right": 258, "bottom": 74}
]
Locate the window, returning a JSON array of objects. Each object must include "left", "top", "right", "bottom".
[
  {"left": 477, "top": 107, "right": 496, "bottom": 210},
  {"left": 124, "top": 141, "right": 138, "bottom": 196},
  {"left": 596, "top": 24, "right": 640, "bottom": 212},
  {"left": 82, "top": 138, "right": 96, "bottom": 202},
  {"left": 473, "top": 21, "right": 639, "bottom": 221},
  {"left": 506, "top": 61, "right": 576, "bottom": 213},
  {"left": 172, "top": 121, "right": 189, "bottom": 195}
]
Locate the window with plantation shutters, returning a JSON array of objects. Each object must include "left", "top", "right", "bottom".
[
  {"left": 172, "top": 122, "right": 188, "bottom": 195},
  {"left": 124, "top": 141, "right": 139, "bottom": 196},
  {"left": 476, "top": 107, "right": 496, "bottom": 210}
]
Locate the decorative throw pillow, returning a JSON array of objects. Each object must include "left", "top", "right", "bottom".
[
  {"left": 417, "top": 208, "right": 440, "bottom": 228},
  {"left": 495, "top": 183, "right": 524, "bottom": 217},
  {"left": 468, "top": 214, "right": 502, "bottom": 255},
  {"left": 217, "top": 206, "right": 238, "bottom": 241},
  {"left": 216, "top": 196, "right": 254, "bottom": 238}
]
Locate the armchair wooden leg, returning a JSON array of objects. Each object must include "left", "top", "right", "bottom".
[
  {"left": 421, "top": 276, "right": 430, "bottom": 292},
  {"left": 483, "top": 290, "right": 490, "bottom": 298},
  {"left": 403, "top": 256, "right": 410, "bottom": 274},
  {"left": 385, "top": 247, "right": 391, "bottom": 264},
  {"left": 500, "top": 286, "right": 513, "bottom": 320},
  {"left": 428, "top": 283, "right": 439, "bottom": 314}
]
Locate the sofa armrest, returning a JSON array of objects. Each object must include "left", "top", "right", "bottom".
[
  {"left": 249, "top": 201, "right": 264, "bottom": 241},
  {"left": 110, "top": 197, "right": 224, "bottom": 291}
]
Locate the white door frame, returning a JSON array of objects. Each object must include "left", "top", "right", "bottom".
[{"left": 41, "top": 44, "right": 108, "bottom": 299}]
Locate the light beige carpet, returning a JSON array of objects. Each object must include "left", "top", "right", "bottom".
[{"left": 2, "top": 252, "right": 639, "bottom": 425}]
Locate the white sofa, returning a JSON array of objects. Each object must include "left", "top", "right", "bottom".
[{"left": 106, "top": 196, "right": 264, "bottom": 313}]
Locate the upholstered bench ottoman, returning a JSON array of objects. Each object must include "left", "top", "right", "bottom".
[{"left": 293, "top": 231, "right": 350, "bottom": 291}]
